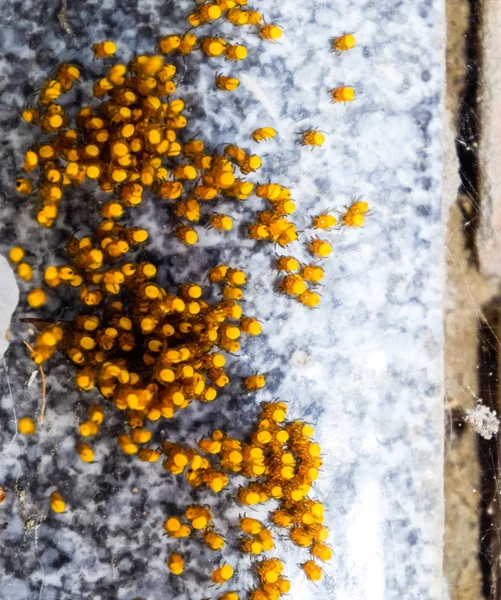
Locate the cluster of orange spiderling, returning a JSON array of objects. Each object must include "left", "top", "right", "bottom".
[
  {"left": 156, "top": 5, "right": 281, "bottom": 95},
  {"left": 224, "top": 143, "right": 263, "bottom": 176},
  {"left": 236, "top": 403, "right": 325, "bottom": 510},
  {"left": 13, "top": 24, "right": 367, "bottom": 314},
  {"left": 247, "top": 181, "right": 323, "bottom": 307},
  {"left": 247, "top": 189, "right": 369, "bottom": 308},
  {"left": 16, "top": 15, "right": 286, "bottom": 236},
  {"left": 164, "top": 504, "right": 215, "bottom": 539},
  {"left": 15, "top": 48, "right": 257, "bottom": 233},
  {"left": 29, "top": 325, "right": 64, "bottom": 364},
  {"left": 14, "top": 31, "right": 299, "bottom": 452},
  {"left": 157, "top": 402, "right": 331, "bottom": 594},
  {"left": 249, "top": 558, "right": 291, "bottom": 599},
  {"left": 182, "top": 0, "right": 282, "bottom": 45},
  {"left": 236, "top": 31, "right": 362, "bottom": 310},
  {"left": 342, "top": 198, "right": 370, "bottom": 227},
  {"left": 248, "top": 184, "right": 298, "bottom": 246},
  {"left": 8, "top": 6, "right": 347, "bottom": 595},
  {"left": 26, "top": 258, "right": 262, "bottom": 447},
  {"left": 239, "top": 517, "right": 274, "bottom": 555},
  {"left": 162, "top": 437, "right": 230, "bottom": 493}
]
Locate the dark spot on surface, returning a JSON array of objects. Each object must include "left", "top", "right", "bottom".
[
  {"left": 119, "top": 467, "right": 131, "bottom": 481},
  {"left": 407, "top": 530, "right": 418, "bottom": 546},
  {"left": 52, "top": 552, "right": 72, "bottom": 569},
  {"left": 416, "top": 204, "right": 431, "bottom": 217}
]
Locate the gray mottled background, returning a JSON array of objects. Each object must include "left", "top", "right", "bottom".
[{"left": 0, "top": 0, "right": 444, "bottom": 599}]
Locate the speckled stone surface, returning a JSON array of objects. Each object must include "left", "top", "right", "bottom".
[{"left": 0, "top": 0, "right": 444, "bottom": 599}]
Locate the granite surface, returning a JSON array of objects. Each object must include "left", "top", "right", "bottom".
[{"left": 0, "top": 0, "right": 445, "bottom": 599}]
